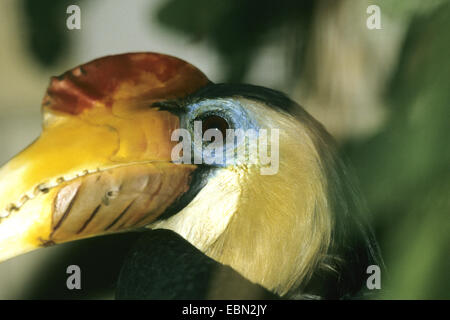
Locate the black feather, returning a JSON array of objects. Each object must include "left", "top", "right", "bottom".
[{"left": 116, "top": 229, "right": 279, "bottom": 300}]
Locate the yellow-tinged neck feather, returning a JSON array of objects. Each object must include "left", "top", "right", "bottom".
[{"left": 204, "top": 105, "right": 332, "bottom": 296}]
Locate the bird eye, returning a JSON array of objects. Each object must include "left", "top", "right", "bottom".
[{"left": 199, "top": 115, "right": 229, "bottom": 138}]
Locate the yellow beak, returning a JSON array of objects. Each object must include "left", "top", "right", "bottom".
[{"left": 0, "top": 52, "right": 209, "bottom": 262}]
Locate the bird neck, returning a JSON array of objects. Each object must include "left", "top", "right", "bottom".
[{"left": 203, "top": 120, "right": 334, "bottom": 297}]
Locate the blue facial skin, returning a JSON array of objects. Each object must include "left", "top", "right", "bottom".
[{"left": 181, "top": 98, "right": 261, "bottom": 167}]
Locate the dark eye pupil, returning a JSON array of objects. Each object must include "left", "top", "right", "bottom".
[{"left": 201, "top": 115, "right": 229, "bottom": 137}]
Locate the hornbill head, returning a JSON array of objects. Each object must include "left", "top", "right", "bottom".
[{"left": 0, "top": 52, "right": 382, "bottom": 299}]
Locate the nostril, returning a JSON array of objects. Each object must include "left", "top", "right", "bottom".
[
  {"left": 106, "top": 190, "right": 119, "bottom": 198},
  {"left": 103, "top": 189, "right": 120, "bottom": 206}
]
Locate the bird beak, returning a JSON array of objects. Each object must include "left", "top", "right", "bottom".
[{"left": 0, "top": 53, "right": 209, "bottom": 262}]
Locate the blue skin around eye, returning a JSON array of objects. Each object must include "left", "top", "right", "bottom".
[
  {"left": 184, "top": 98, "right": 259, "bottom": 131},
  {"left": 182, "top": 98, "right": 261, "bottom": 166}
]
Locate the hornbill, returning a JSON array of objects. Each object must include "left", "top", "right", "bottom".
[{"left": 0, "top": 52, "right": 383, "bottom": 299}]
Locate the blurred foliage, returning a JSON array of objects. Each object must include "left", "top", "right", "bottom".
[
  {"left": 20, "top": 0, "right": 83, "bottom": 67},
  {"left": 156, "top": 0, "right": 315, "bottom": 83},
  {"left": 344, "top": 2, "right": 450, "bottom": 299},
  {"left": 377, "top": 0, "right": 448, "bottom": 19}
]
